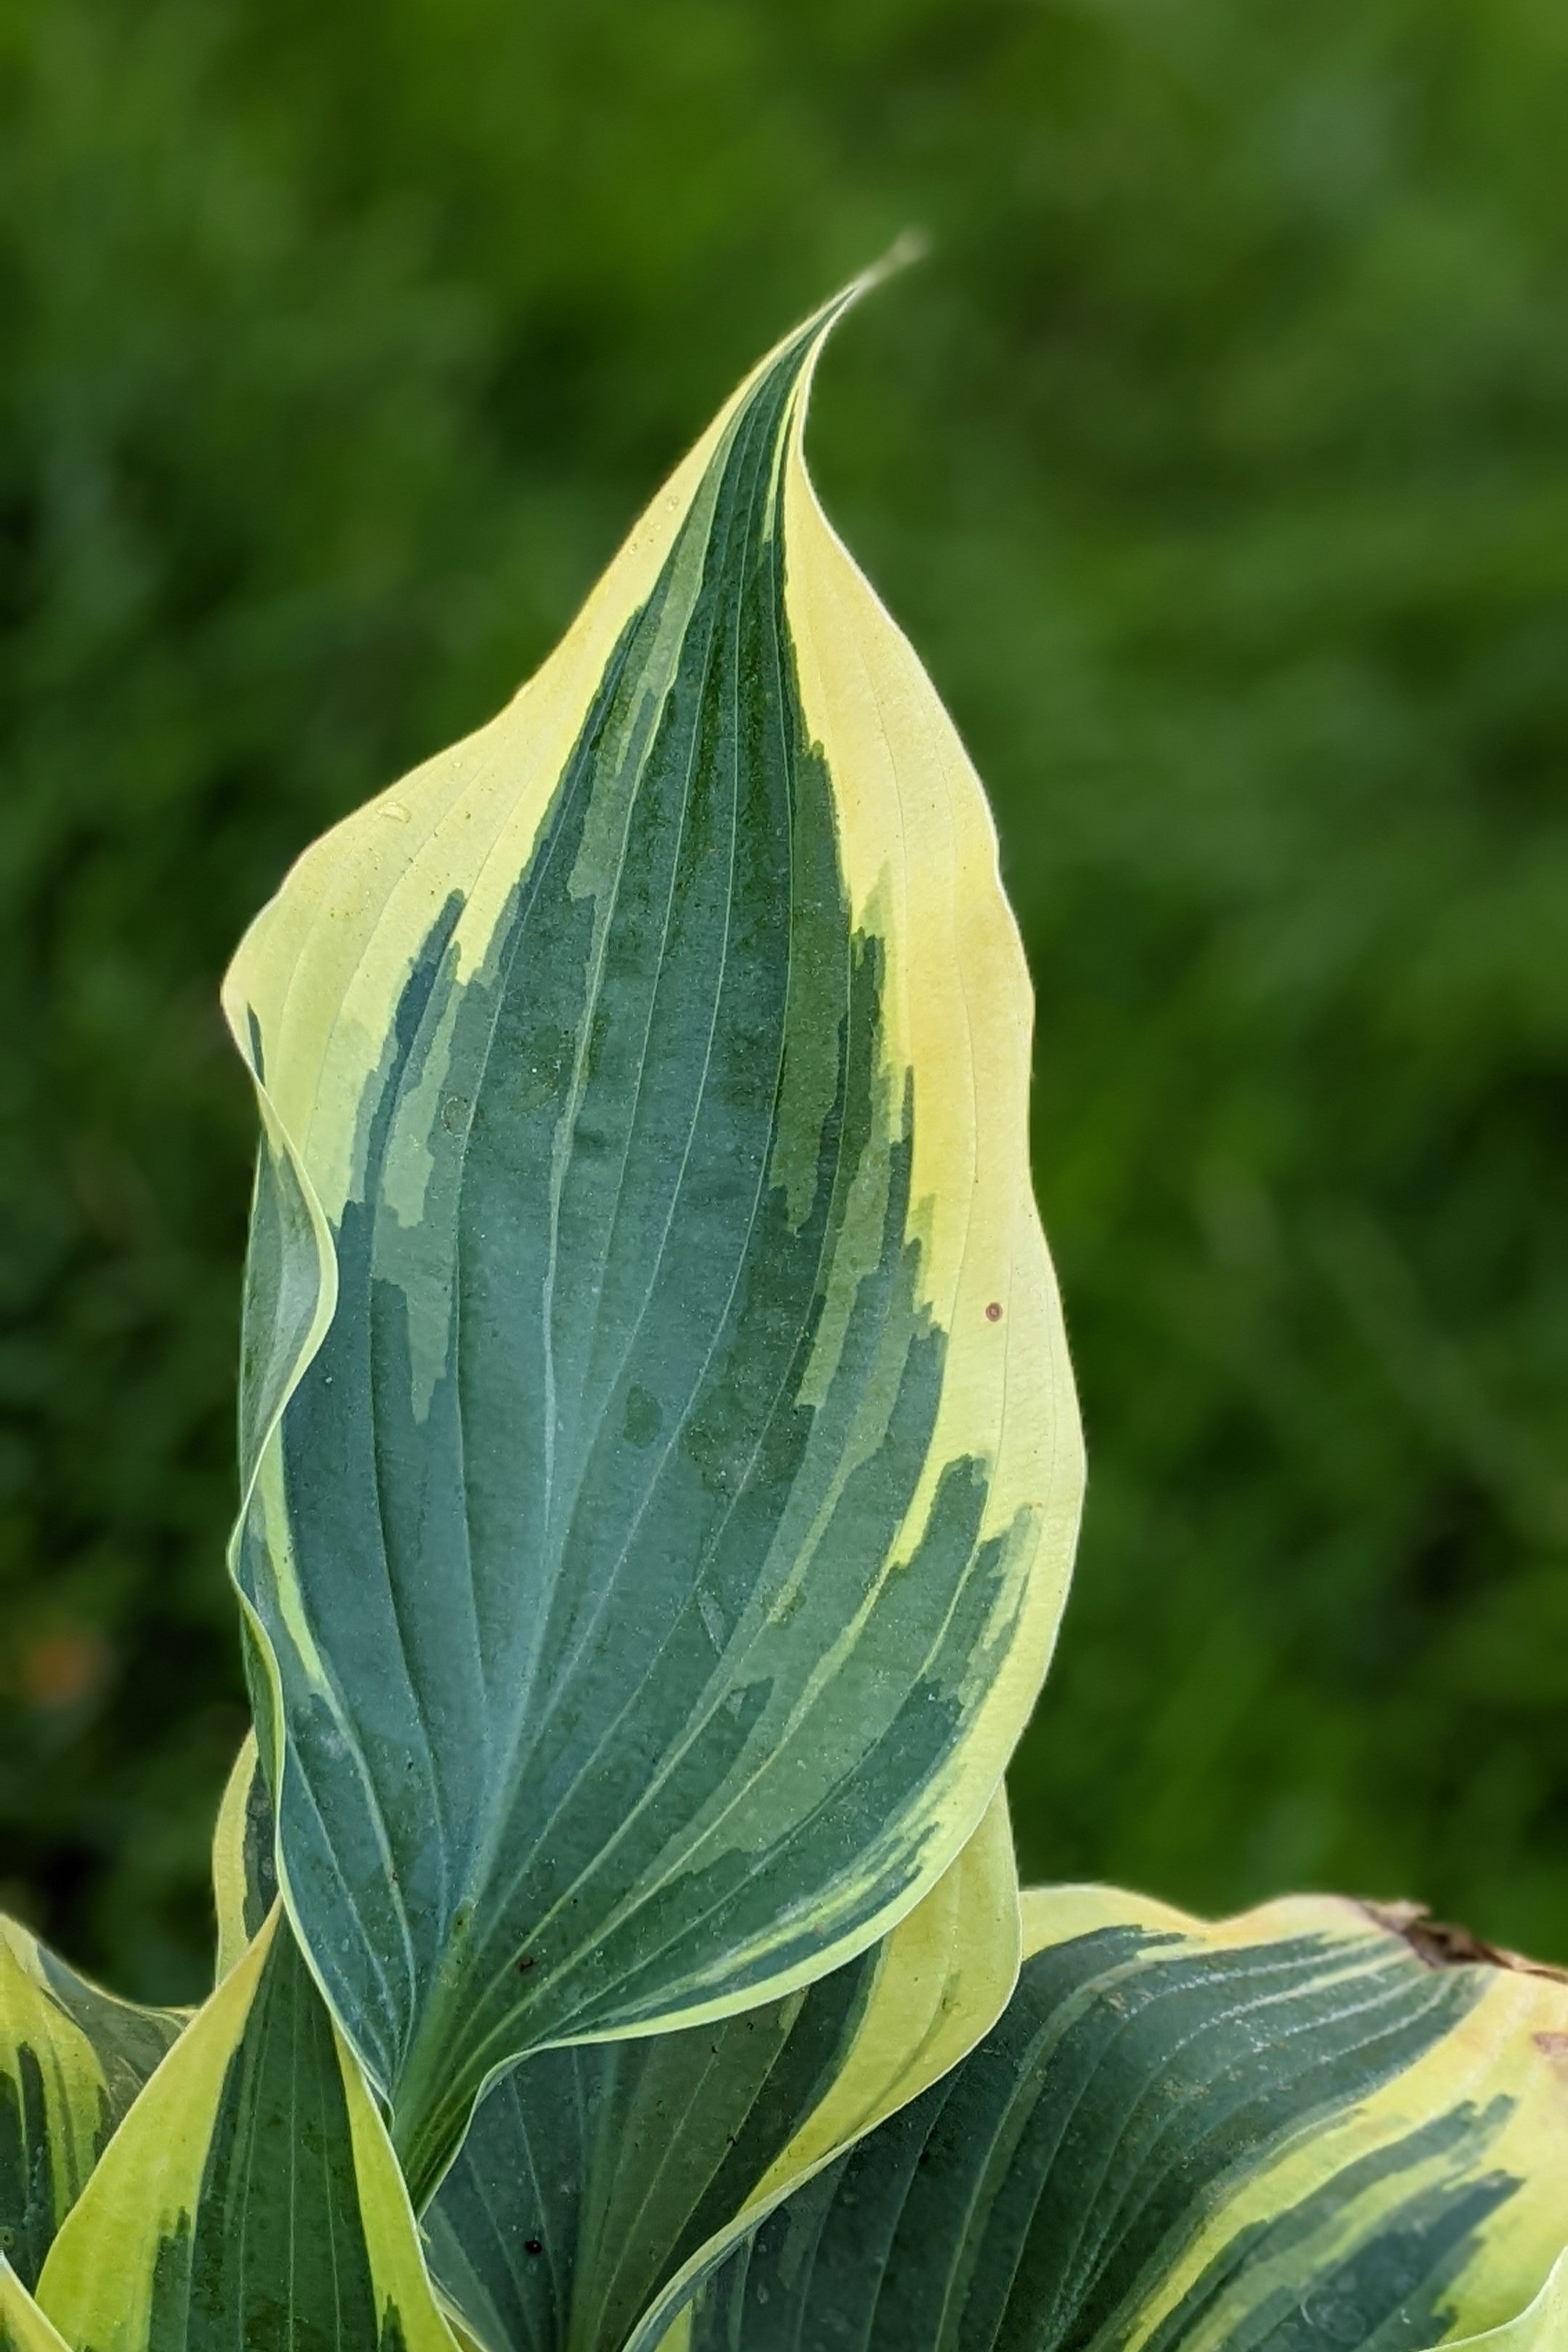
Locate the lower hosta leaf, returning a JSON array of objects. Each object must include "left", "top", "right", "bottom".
[
  {"left": 33, "top": 1906, "right": 459, "bottom": 2352},
  {"left": 0, "top": 1918, "right": 185, "bottom": 2288},
  {"left": 675, "top": 1887, "right": 1568, "bottom": 2352},
  {"left": 223, "top": 260, "right": 1082, "bottom": 2201},
  {"left": 1, "top": 2262, "right": 70, "bottom": 2352},
  {"left": 424, "top": 1787, "right": 1018, "bottom": 2352},
  {"left": 1446, "top": 2249, "right": 1567, "bottom": 2351}
]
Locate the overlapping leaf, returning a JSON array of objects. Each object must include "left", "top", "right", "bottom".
[
  {"left": 424, "top": 1787, "right": 1018, "bottom": 2352},
  {"left": 0, "top": 1917, "right": 184, "bottom": 2288},
  {"left": 34, "top": 1906, "right": 460, "bottom": 2352},
  {"left": 223, "top": 262, "right": 1082, "bottom": 2199},
  {"left": 674, "top": 1886, "right": 1568, "bottom": 2352},
  {"left": 1447, "top": 2250, "right": 1568, "bottom": 2351},
  {"left": 0, "top": 2262, "right": 70, "bottom": 2352},
  {"left": 211, "top": 1739, "right": 1024, "bottom": 2352}
]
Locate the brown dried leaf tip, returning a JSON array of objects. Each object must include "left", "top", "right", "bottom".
[{"left": 1360, "top": 1899, "right": 1568, "bottom": 1985}]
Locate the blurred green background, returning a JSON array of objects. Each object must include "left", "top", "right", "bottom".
[{"left": 3, "top": 0, "right": 1567, "bottom": 2002}]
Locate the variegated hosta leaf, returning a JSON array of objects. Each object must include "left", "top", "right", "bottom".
[
  {"left": 675, "top": 1886, "right": 1568, "bottom": 2352},
  {"left": 1446, "top": 2248, "right": 1568, "bottom": 2351},
  {"left": 0, "top": 2262, "right": 70, "bottom": 2352},
  {"left": 0, "top": 1917, "right": 185, "bottom": 2288},
  {"left": 34, "top": 1906, "right": 460, "bottom": 2352},
  {"left": 222, "top": 260, "right": 1082, "bottom": 2201},
  {"left": 208, "top": 1731, "right": 276, "bottom": 1985},
  {"left": 424, "top": 1787, "right": 1019, "bottom": 2352}
]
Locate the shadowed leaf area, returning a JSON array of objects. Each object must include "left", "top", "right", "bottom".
[{"left": 422, "top": 1945, "right": 879, "bottom": 2352}]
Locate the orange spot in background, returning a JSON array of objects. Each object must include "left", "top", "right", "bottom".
[
  {"left": 985, "top": 1301, "right": 1003, "bottom": 1323},
  {"left": 19, "top": 1630, "right": 113, "bottom": 1712}
]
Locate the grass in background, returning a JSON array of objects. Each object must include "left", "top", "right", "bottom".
[{"left": 2, "top": 0, "right": 1566, "bottom": 1997}]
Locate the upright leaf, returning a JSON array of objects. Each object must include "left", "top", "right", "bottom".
[
  {"left": 224, "top": 263, "right": 1082, "bottom": 2199},
  {"left": 679, "top": 1887, "right": 1568, "bottom": 2352},
  {"left": 424, "top": 1789, "right": 1018, "bottom": 2352},
  {"left": 35, "top": 1907, "right": 460, "bottom": 2352},
  {"left": 0, "top": 1918, "right": 184, "bottom": 2288}
]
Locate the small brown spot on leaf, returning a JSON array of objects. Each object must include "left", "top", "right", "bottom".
[{"left": 985, "top": 1301, "right": 1003, "bottom": 1323}]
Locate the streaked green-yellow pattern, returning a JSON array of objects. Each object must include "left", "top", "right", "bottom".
[
  {"left": 679, "top": 1887, "right": 1568, "bottom": 2352},
  {"left": 425, "top": 1789, "right": 1020, "bottom": 2352},
  {"left": 223, "top": 260, "right": 1082, "bottom": 2201},
  {"left": 208, "top": 1733, "right": 275, "bottom": 1986},
  {"left": 36, "top": 1906, "right": 459, "bottom": 2352},
  {"left": 0, "top": 1919, "right": 184, "bottom": 2290}
]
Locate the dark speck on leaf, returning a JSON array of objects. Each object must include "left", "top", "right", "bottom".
[
  {"left": 985, "top": 1301, "right": 1003, "bottom": 1323},
  {"left": 525, "top": 2239, "right": 544, "bottom": 2257},
  {"left": 515, "top": 1953, "right": 535, "bottom": 1972},
  {"left": 623, "top": 1384, "right": 663, "bottom": 1446}
]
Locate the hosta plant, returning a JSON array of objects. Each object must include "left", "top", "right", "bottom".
[{"left": 4, "top": 269, "right": 1566, "bottom": 2352}]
